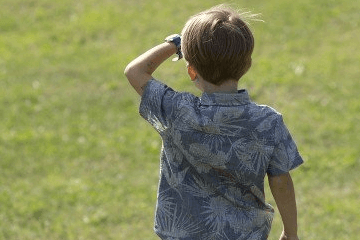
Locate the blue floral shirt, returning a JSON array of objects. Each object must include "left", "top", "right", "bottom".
[{"left": 139, "top": 79, "right": 303, "bottom": 240}]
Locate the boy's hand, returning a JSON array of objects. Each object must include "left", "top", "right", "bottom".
[{"left": 279, "top": 230, "right": 299, "bottom": 240}]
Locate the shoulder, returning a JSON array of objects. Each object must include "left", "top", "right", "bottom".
[
  {"left": 245, "top": 102, "right": 284, "bottom": 134},
  {"left": 247, "top": 101, "right": 282, "bottom": 119},
  {"left": 143, "top": 78, "right": 196, "bottom": 101},
  {"left": 140, "top": 78, "right": 198, "bottom": 126}
]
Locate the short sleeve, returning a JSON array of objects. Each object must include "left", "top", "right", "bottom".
[
  {"left": 139, "top": 78, "right": 179, "bottom": 133},
  {"left": 267, "top": 116, "right": 304, "bottom": 176}
]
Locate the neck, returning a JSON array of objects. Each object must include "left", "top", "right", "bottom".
[{"left": 200, "top": 78, "right": 238, "bottom": 94}]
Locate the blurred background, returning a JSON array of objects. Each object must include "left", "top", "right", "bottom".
[{"left": 0, "top": 0, "right": 359, "bottom": 239}]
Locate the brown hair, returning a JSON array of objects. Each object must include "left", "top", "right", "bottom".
[{"left": 181, "top": 5, "right": 255, "bottom": 85}]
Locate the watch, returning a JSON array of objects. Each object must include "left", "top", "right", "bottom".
[{"left": 165, "top": 34, "right": 183, "bottom": 61}]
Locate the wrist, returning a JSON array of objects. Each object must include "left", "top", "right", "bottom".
[
  {"left": 164, "top": 34, "right": 183, "bottom": 61},
  {"left": 283, "top": 230, "right": 298, "bottom": 238},
  {"left": 164, "top": 42, "right": 177, "bottom": 52}
]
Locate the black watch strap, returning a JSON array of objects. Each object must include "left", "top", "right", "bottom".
[{"left": 165, "top": 34, "right": 183, "bottom": 61}]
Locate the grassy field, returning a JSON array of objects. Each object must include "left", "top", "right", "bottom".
[{"left": 0, "top": 0, "right": 359, "bottom": 239}]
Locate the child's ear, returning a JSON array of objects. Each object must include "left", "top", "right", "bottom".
[{"left": 187, "top": 65, "right": 197, "bottom": 81}]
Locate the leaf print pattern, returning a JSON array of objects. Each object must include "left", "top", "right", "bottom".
[
  {"left": 155, "top": 205, "right": 202, "bottom": 239},
  {"left": 202, "top": 196, "right": 229, "bottom": 232},
  {"left": 183, "top": 176, "right": 216, "bottom": 198},
  {"left": 165, "top": 167, "right": 189, "bottom": 189},
  {"left": 189, "top": 143, "right": 229, "bottom": 169},
  {"left": 231, "top": 132, "right": 274, "bottom": 175},
  {"left": 255, "top": 113, "right": 279, "bottom": 133},
  {"left": 157, "top": 192, "right": 176, "bottom": 218},
  {"left": 139, "top": 79, "right": 303, "bottom": 239}
]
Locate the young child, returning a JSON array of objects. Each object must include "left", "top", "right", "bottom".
[{"left": 124, "top": 4, "right": 303, "bottom": 240}]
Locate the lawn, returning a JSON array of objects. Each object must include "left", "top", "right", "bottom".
[{"left": 0, "top": 0, "right": 359, "bottom": 239}]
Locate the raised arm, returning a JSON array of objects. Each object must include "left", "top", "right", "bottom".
[
  {"left": 268, "top": 172, "right": 299, "bottom": 240},
  {"left": 124, "top": 42, "right": 177, "bottom": 96}
]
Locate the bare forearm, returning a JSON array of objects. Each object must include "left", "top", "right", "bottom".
[
  {"left": 268, "top": 173, "right": 298, "bottom": 237},
  {"left": 124, "top": 42, "right": 177, "bottom": 95}
]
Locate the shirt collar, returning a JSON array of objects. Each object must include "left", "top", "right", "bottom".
[{"left": 199, "top": 89, "right": 251, "bottom": 106}]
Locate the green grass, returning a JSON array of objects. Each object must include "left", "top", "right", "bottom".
[{"left": 0, "top": 0, "right": 359, "bottom": 239}]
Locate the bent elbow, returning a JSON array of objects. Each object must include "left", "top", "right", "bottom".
[
  {"left": 123, "top": 62, "right": 151, "bottom": 96},
  {"left": 124, "top": 64, "right": 134, "bottom": 80},
  {"left": 124, "top": 64, "right": 139, "bottom": 86}
]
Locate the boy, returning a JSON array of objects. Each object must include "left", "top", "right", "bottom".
[{"left": 124, "top": 5, "right": 303, "bottom": 240}]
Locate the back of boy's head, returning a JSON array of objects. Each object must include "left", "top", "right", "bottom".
[{"left": 181, "top": 5, "right": 255, "bottom": 86}]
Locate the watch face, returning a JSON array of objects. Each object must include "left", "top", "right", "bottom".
[{"left": 166, "top": 34, "right": 179, "bottom": 41}]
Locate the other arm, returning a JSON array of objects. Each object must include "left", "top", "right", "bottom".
[
  {"left": 268, "top": 172, "right": 299, "bottom": 240},
  {"left": 124, "top": 42, "right": 177, "bottom": 96}
]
